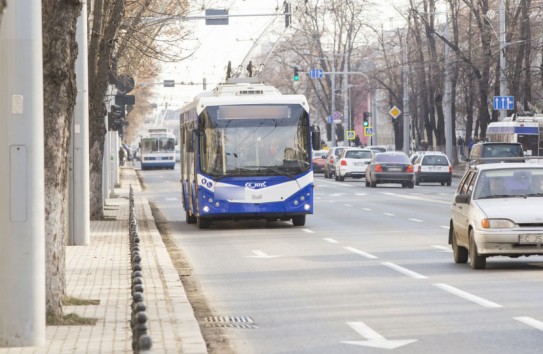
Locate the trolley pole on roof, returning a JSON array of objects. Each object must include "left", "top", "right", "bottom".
[{"left": 0, "top": 0, "right": 46, "bottom": 346}]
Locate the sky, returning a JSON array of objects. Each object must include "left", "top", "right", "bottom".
[{"left": 154, "top": 0, "right": 413, "bottom": 109}]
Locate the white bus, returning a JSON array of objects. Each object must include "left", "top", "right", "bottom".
[
  {"left": 139, "top": 128, "right": 176, "bottom": 170},
  {"left": 486, "top": 118, "right": 541, "bottom": 156}
]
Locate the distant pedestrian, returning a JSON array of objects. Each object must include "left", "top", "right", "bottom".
[
  {"left": 119, "top": 146, "right": 126, "bottom": 166},
  {"left": 467, "top": 137, "right": 474, "bottom": 154},
  {"left": 457, "top": 136, "right": 464, "bottom": 158}
]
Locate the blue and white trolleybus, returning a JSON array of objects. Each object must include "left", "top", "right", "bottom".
[{"left": 179, "top": 79, "right": 321, "bottom": 228}]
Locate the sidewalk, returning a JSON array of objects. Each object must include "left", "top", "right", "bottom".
[{"left": 0, "top": 167, "right": 207, "bottom": 354}]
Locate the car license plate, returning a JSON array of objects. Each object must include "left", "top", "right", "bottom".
[
  {"left": 519, "top": 234, "right": 543, "bottom": 244},
  {"left": 388, "top": 167, "right": 401, "bottom": 172},
  {"left": 354, "top": 162, "right": 363, "bottom": 166}
]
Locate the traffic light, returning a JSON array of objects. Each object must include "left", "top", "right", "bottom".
[
  {"left": 293, "top": 67, "right": 299, "bottom": 81},
  {"left": 363, "top": 112, "right": 371, "bottom": 127},
  {"left": 284, "top": 1, "right": 291, "bottom": 28}
]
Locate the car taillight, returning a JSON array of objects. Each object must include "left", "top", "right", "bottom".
[
  {"left": 341, "top": 160, "right": 347, "bottom": 166},
  {"left": 375, "top": 164, "right": 383, "bottom": 172},
  {"left": 417, "top": 165, "right": 421, "bottom": 173},
  {"left": 330, "top": 157, "right": 334, "bottom": 163},
  {"left": 407, "top": 165, "right": 414, "bottom": 173},
  {"left": 449, "top": 166, "right": 452, "bottom": 173}
]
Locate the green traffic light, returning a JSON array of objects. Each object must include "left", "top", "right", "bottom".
[{"left": 294, "top": 75, "right": 299, "bottom": 81}]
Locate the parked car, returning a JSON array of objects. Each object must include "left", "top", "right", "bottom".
[
  {"left": 466, "top": 142, "right": 524, "bottom": 170},
  {"left": 449, "top": 163, "right": 543, "bottom": 269},
  {"left": 365, "top": 151, "right": 415, "bottom": 188},
  {"left": 312, "top": 150, "right": 327, "bottom": 173},
  {"left": 334, "top": 148, "right": 373, "bottom": 181},
  {"left": 413, "top": 152, "right": 452, "bottom": 186},
  {"left": 324, "top": 147, "right": 346, "bottom": 178}
]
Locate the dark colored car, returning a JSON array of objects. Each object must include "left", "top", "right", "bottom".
[
  {"left": 365, "top": 151, "right": 415, "bottom": 188},
  {"left": 466, "top": 142, "right": 524, "bottom": 169}
]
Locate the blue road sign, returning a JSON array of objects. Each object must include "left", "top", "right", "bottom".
[
  {"left": 310, "top": 69, "right": 323, "bottom": 79},
  {"left": 493, "top": 96, "right": 514, "bottom": 110}
]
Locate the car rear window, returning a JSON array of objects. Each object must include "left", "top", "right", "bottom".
[
  {"left": 346, "top": 150, "right": 372, "bottom": 159},
  {"left": 481, "top": 145, "right": 523, "bottom": 157},
  {"left": 422, "top": 155, "right": 449, "bottom": 166},
  {"left": 376, "top": 154, "right": 409, "bottom": 163}
]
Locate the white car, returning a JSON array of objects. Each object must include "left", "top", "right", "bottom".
[
  {"left": 413, "top": 151, "right": 452, "bottom": 186},
  {"left": 449, "top": 163, "right": 543, "bottom": 269},
  {"left": 334, "top": 148, "right": 373, "bottom": 181}
]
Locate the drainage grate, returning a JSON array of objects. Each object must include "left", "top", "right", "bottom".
[{"left": 204, "top": 316, "right": 258, "bottom": 329}]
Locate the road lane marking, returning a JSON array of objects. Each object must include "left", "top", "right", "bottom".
[
  {"left": 383, "top": 213, "right": 395, "bottom": 216},
  {"left": 341, "top": 321, "right": 417, "bottom": 349},
  {"left": 433, "top": 283, "right": 502, "bottom": 308},
  {"left": 363, "top": 208, "right": 372, "bottom": 211},
  {"left": 345, "top": 247, "right": 378, "bottom": 259},
  {"left": 432, "top": 245, "right": 452, "bottom": 252},
  {"left": 408, "top": 218, "right": 423, "bottom": 222},
  {"left": 301, "top": 229, "right": 314, "bottom": 234},
  {"left": 246, "top": 250, "right": 281, "bottom": 259},
  {"left": 440, "top": 225, "right": 450, "bottom": 229},
  {"left": 382, "top": 192, "right": 450, "bottom": 205},
  {"left": 355, "top": 193, "right": 367, "bottom": 196},
  {"left": 514, "top": 317, "right": 543, "bottom": 331},
  {"left": 382, "top": 262, "right": 427, "bottom": 279},
  {"left": 323, "top": 238, "right": 338, "bottom": 243},
  {"left": 344, "top": 204, "right": 353, "bottom": 207}
]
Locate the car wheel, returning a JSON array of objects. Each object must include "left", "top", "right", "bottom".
[
  {"left": 415, "top": 177, "right": 420, "bottom": 186},
  {"left": 408, "top": 181, "right": 414, "bottom": 188},
  {"left": 339, "top": 175, "right": 345, "bottom": 182},
  {"left": 365, "top": 179, "right": 370, "bottom": 187},
  {"left": 469, "top": 229, "right": 486, "bottom": 269},
  {"left": 370, "top": 180, "right": 376, "bottom": 188},
  {"left": 292, "top": 215, "right": 306, "bottom": 226},
  {"left": 451, "top": 225, "right": 468, "bottom": 263},
  {"left": 441, "top": 182, "right": 445, "bottom": 186},
  {"left": 447, "top": 179, "right": 452, "bottom": 186}
]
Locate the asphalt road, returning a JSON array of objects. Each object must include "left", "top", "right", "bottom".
[{"left": 137, "top": 164, "right": 543, "bottom": 354}]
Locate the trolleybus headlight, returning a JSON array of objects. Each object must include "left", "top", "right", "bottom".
[
  {"left": 304, "top": 204, "right": 310, "bottom": 211},
  {"left": 300, "top": 196, "right": 305, "bottom": 201},
  {"left": 203, "top": 206, "right": 210, "bottom": 213},
  {"left": 215, "top": 202, "right": 220, "bottom": 207},
  {"left": 208, "top": 198, "right": 213, "bottom": 203},
  {"left": 294, "top": 200, "right": 299, "bottom": 206}
]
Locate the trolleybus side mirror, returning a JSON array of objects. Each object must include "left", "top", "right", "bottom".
[{"left": 311, "top": 125, "right": 321, "bottom": 151}]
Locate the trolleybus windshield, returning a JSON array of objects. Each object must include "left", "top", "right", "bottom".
[{"left": 198, "top": 104, "right": 311, "bottom": 177}]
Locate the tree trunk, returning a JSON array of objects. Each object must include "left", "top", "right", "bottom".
[
  {"left": 88, "top": 0, "right": 124, "bottom": 220},
  {"left": 42, "top": 0, "right": 81, "bottom": 319}
]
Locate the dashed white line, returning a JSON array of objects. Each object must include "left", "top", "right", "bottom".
[
  {"left": 440, "top": 225, "right": 450, "bottom": 230},
  {"left": 301, "top": 229, "right": 315, "bottom": 234},
  {"left": 344, "top": 247, "right": 378, "bottom": 259},
  {"left": 514, "top": 317, "right": 543, "bottom": 331},
  {"left": 383, "top": 213, "right": 395, "bottom": 216},
  {"left": 408, "top": 218, "right": 423, "bottom": 222},
  {"left": 434, "top": 283, "right": 502, "bottom": 308},
  {"left": 432, "top": 245, "right": 452, "bottom": 253},
  {"left": 323, "top": 238, "right": 339, "bottom": 244},
  {"left": 363, "top": 208, "right": 372, "bottom": 211},
  {"left": 344, "top": 204, "right": 353, "bottom": 207},
  {"left": 382, "top": 262, "right": 427, "bottom": 279}
]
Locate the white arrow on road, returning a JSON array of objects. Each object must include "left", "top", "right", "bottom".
[
  {"left": 341, "top": 321, "right": 417, "bottom": 349},
  {"left": 246, "top": 250, "right": 281, "bottom": 259}
]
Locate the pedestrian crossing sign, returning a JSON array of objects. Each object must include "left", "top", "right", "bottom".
[
  {"left": 347, "top": 131, "right": 355, "bottom": 140},
  {"left": 364, "top": 127, "right": 374, "bottom": 136}
]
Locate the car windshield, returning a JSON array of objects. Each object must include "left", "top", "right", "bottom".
[
  {"left": 345, "top": 150, "right": 373, "bottom": 159},
  {"left": 473, "top": 168, "right": 543, "bottom": 199},
  {"left": 376, "top": 153, "right": 409, "bottom": 163}
]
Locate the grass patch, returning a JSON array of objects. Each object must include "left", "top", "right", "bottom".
[
  {"left": 63, "top": 296, "right": 100, "bottom": 306},
  {"left": 47, "top": 313, "right": 98, "bottom": 326}
]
